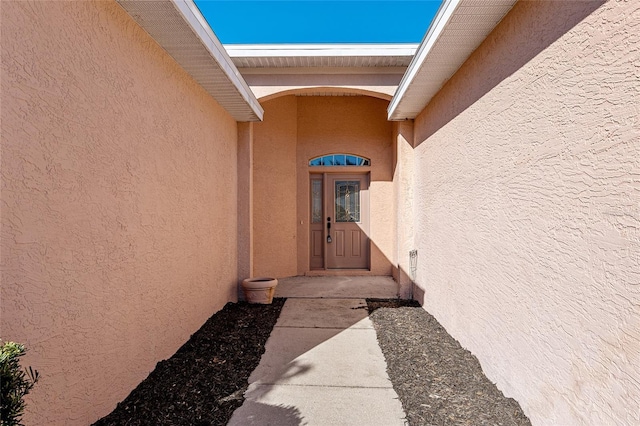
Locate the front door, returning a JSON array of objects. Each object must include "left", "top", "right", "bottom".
[{"left": 309, "top": 173, "right": 370, "bottom": 270}]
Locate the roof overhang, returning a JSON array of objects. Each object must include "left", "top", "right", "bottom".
[
  {"left": 225, "top": 44, "right": 418, "bottom": 68},
  {"left": 225, "top": 44, "right": 418, "bottom": 100},
  {"left": 116, "top": 0, "right": 263, "bottom": 122},
  {"left": 388, "top": 0, "right": 518, "bottom": 121}
]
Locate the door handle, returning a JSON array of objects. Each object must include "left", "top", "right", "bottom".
[{"left": 326, "top": 217, "right": 332, "bottom": 243}]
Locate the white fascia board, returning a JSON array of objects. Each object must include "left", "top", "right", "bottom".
[
  {"left": 237, "top": 66, "right": 409, "bottom": 75},
  {"left": 387, "top": 0, "right": 460, "bottom": 120},
  {"left": 171, "top": 0, "right": 264, "bottom": 120},
  {"left": 225, "top": 44, "right": 419, "bottom": 58}
]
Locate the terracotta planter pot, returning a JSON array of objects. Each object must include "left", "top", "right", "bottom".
[{"left": 241, "top": 277, "right": 278, "bottom": 304}]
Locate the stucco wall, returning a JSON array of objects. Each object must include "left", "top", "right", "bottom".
[
  {"left": 252, "top": 95, "right": 394, "bottom": 277},
  {"left": 237, "top": 122, "right": 255, "bottom": 290},
  {"left": 393, "top": 121, "right": 415, "bottom": 298},
  {"left": 253, "top": 96, "right": 299, "bottom": 277},
  {"left": 297, "top": 96, "right": 394, "bottom": 275},
  {"left": 1, "top": 2, "right": 239, "bottom": 424},
  {"left": 411, "top": 1, "right": 639, "bottom": 425}
]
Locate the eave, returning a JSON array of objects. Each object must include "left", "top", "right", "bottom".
[
  {"left": 116, "top": 0, "right": 264, "bottom": 122},
  {"left": 388, "top": 0, "right": 518, "bottom": 121}
]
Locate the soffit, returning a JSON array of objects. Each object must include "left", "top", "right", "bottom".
[
  {"left": 116, "top": 0, "right": 263, "bottom": 122},
  {"left": 388, "top": 0, "right": 518, "bottom": 120},
  {"left": 225, "top": 44, "right": 419, "bottom": 69}
]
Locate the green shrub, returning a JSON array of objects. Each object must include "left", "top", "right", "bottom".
[{"left": 1, "top": 341, "right": 39, "bottom": 426}]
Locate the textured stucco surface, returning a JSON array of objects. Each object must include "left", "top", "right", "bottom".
[
  {"left": 1, "top": 2, "right": 239, "bottom": 424},
  {"left": 243, "top": 73, "right": 401, "bottom": 100},
  {"left": 253, "top": 96, "right": 299, "bottom": 277},
  {"left": 392, "top": 121, "right": 415, "bottom": 298},
  {"left": 237, "top": 122, "right": 254, "bottom": 294},
  {"left": 297, "top": 96, "right": 395, "bottom": 276},
  {"left": 411, "top": 1, "right": 639, "bottom": 425},
  {"left": 252, "top": 95, "right": 394, "bottom": 277}
]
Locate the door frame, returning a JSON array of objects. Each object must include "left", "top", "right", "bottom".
[{"left": 309, "top": 172, "right": 370, "bottom": 271}]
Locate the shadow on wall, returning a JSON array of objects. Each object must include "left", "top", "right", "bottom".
[
  {"left": 414, "top": 0, "right": 606, "bottom": 146},
  {"left": 395, "top": 250, "right": 420, "bottom": 301}
]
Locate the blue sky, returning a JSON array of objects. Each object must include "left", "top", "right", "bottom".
[{"left": 193, "top": 1, "right": 442, "bottom": 44}]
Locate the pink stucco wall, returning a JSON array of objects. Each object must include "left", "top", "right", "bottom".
[
  {"left": 252, "top": 96, "right": 299, "bottom": 277},
  {"left": 411, "top": 1, "right": 639, "bottom": 424},
  {"left": 392, "top": 121, "right": 415, "bottom": 298},
  {"left": 1, "top": 2, "right": 239, "bottom": 424},
  {"left": 296, "top": 96, "right": 394, "bottom": 276},
  {"left": 252, "top": 95, "right": 394, "bottom": 277}
]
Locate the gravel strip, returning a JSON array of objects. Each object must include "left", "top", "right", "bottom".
[{"left": 367, "top": 299, "right": 531, "bottom": 426}]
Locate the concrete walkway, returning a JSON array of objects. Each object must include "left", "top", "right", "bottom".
[{"left": 228, "top": 276, "right": 407, "bottom": 426}]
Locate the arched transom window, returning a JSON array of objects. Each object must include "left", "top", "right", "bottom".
[{"left": 309, "top": 154, "right": 370, "bottom": 167}]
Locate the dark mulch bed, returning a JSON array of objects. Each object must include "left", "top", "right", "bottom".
[
  {"left": 366, "top": 299, "right": 531, "bottom": 426},
  {"left": 93, "top": 299, "right": 286, "bottom": 426},
  {"left": 94, "top": 297, "right": 530, "bottom": 426}
]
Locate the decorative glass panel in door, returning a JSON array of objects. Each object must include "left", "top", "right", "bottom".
[
  {"left": 309, "top": 177, "right": 324, "bottom": 269},
  {"left": 311, "top": 179, "right": 322, "bottom": 223},
  {"left": 334, "top": 181, "right": 360, "bottom": 222}
]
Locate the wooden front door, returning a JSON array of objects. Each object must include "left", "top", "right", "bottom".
[{"left": 309, "top": 173, "right": 370, "bottom": 270}]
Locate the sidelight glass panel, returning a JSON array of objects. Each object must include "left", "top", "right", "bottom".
[
  {"left": 311, "top": 179, "right": 322, "bottom": 223},
  {"left": 335, "top": 181, "right": 360, "bottom": 222}
]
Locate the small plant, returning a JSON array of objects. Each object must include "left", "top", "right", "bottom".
[{"left": 1, "top": 341, "right": 39, "bottom": 426}]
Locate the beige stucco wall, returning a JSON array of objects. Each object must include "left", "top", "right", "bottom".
[
  {"left": 393, "top": 121, "right": 415, "bottom": 298},
  {"left": 411, "top": 1, "right": 639, "bottom": 425},
  {"left": 237, "top": 122, "right": 254, "bottom": 293},
  {"left": 252, "top": 95, "right": 394, "bottom": 277},
  {"left": 252, "top": 96, "right": 299, "bottom": 277},
  {"left": 297, "top": 96, "right": 395, "bottom": 276},
  {"left": 242, "top": 73, "right": 403, "bottom": 100},
  {"left": 1, "top": 2, "right": 239, "bottom": 424}
]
